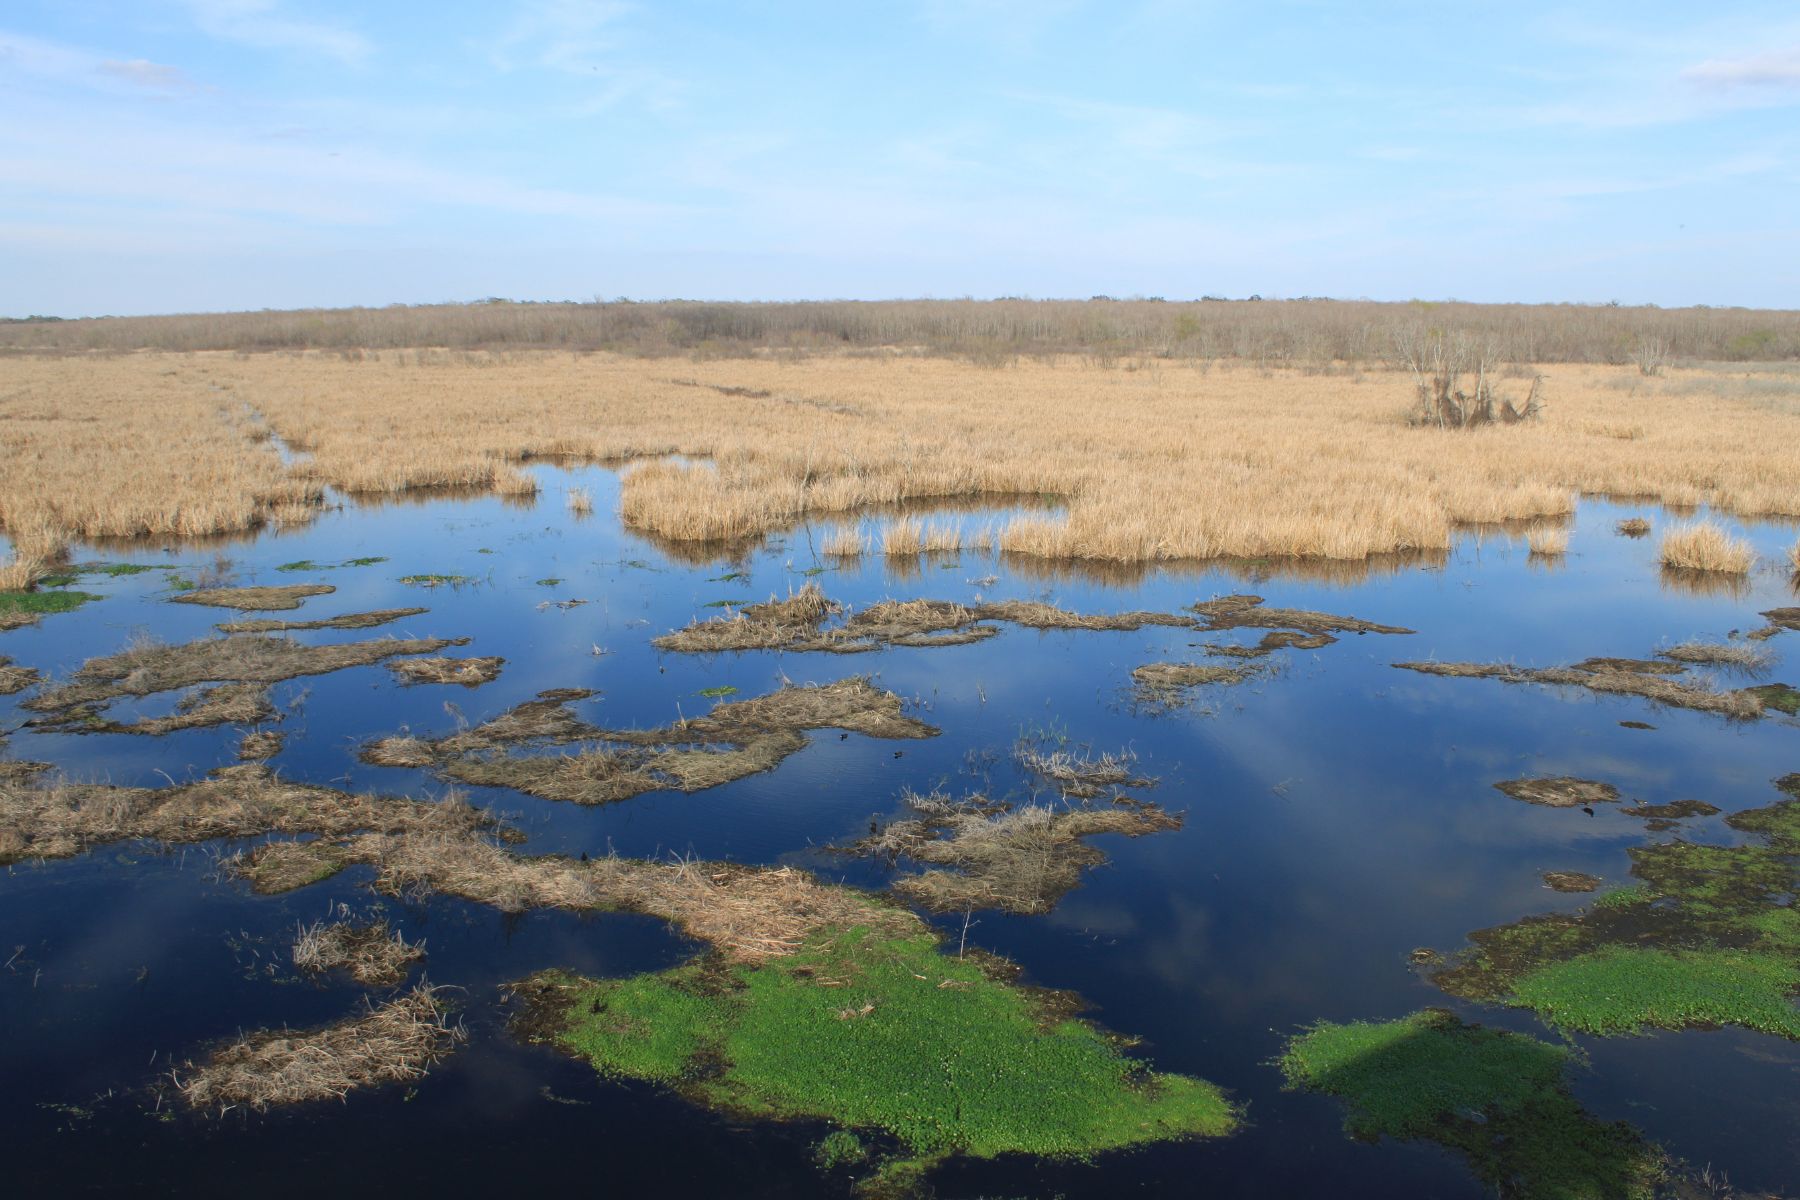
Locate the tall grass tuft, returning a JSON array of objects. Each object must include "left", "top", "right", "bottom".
[
  {"left": 566, "top": 486, "right": 593, "bottom": 515},
  {"left": 1526, "top": 528, "right": 1567, "bottom": 557},
  {"left": 1659, "top": 521, "right": 1755, "bottom": 575},
  {"left": 883, "top": 518, "right": 924, "bottom": 557}
]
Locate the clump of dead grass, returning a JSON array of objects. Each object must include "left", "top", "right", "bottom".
[
  {"left": 238, "top": 729, "right": 284, "bottom": 760},
  {"left": 173, "top": 584, "right": 335, "bottom": 611},
  {"left": 1615, "top": 517, "right": 1651, "bottom": 538},
  {"left": 852, "top": 789, "right": 1181, "bottom": 915},
  {"left": 1015, "top": 740, "right": 1153, "bottom": 799},
  {"left": 822, "top": 526, "right": 866, "bottom": 557},
  {"left": 1789, "top": 537, "right": 1800, "bottom": 575},
  {"left": 1396, "top": 657, "right": 1767, "bottom": 719},
  {"left": 293, "top": 916, "right": 425, "bottom": 986},
  {"left": 1658, "top": 521, "right": 1754, "bottom": 574},
  {"left": 1131, "top": 663, "right": 1251, "bottom": 693},
  {"left": 173, "top": 983, "right": 462, "bottom": 1112},
  {"left": 1190, "top": 594, "right": 1414, "bottom": 638},
  {"left": 388, "top": 656, "right": 504, "bottom": 687},
  {"left": 29, "top": 682, "right": 274, "bottom": 736},
  {"left": 1525, "top": 527, "right": 1568, "bottom": 557},
  {"left": 0, "top": 657, "right": 40, "bottom": 696},
  {"left": 883, "top": 518, "right": 924, "bottom": 556},
  {"left": 566, "top": 486, "right": 594, "bottom": 515},
  {"left": 1493, "top": 777, "right": 1620, "bottom": 808},
  {"left": 1658, "top": 640, "right": 1772, "bottom": 671},
  {"left": 0, "top": 553, "right": 46, "bottom": 592}
]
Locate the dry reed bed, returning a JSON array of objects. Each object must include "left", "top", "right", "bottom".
[
  {"left": 174, "top": 984, "right": 462, "bottom": 1112},
  {"left": 388, "top": 656, "right": 504, "bottom": 687},
  {"left": 1658, "top": 521, "right": 1756, "bottom": 574},
  {"left": 6, "top": 352, "right": 1799, "bottom": 566}
]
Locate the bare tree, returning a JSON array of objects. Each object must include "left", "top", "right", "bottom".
[{"left": 1394, "top": 326, "right": 1542, "bottom": 428}]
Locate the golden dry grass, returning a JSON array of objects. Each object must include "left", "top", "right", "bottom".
[
  {"left": 1525, "top": 527, "right": 1568, "bottom": 557},
  {"left": 173, "top": 984, "right": 462, "bottom": 1111},
  {"left": 1658, "top": 521, "right": 1756, "bottom": 574},
  {"left": 1789, "top": 537, "right": 1800, "bottom": 574},
  {"left": 4, "top": 353, "right": 1799, "bottom": 564},
  {"left": 292, "top": 917, "right": 424, "bottom": 986},
  {"left": 566, "top": 486, "right": 593, "bottom": 515}
]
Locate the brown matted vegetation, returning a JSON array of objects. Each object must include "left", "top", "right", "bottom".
[
  {"left": 237, "top": 728, "right": 284, "bottom": 760},
  {"left": 388, "top": 656, "right": 504, "bottom": 688},
  {"left": 1130, "top": 663, "right": 1253, "bottom": 694},
  {"left": 1396, "top": 657, "right": 1767, "bottom": 719},
  {"left": 0, "top": 762, "right": 498, "bottom": 865},
  {"left": 292, "top": 917, "right": 425, "bottom": 986},
  {"left": 172, "top": 983, "right": 462, "bottom": 1111},
  {"left": 172, "top": 583, "right": 335, "bottom": 611},
  {"left": 28, "top": 681, "right": 274, "bottom": 737},
  {"left": 4, "top": 347, "right": 1799, "bottom": 568},
  {"left": 215, "top": 607, "right": 429, "bottom": 633},
  {"left": 363, "top": 677, "right": 936, "bottom": 805},
  {"left": 0, "top": 657, "right": 40, "bottom": 695},
  {"left": 25, "top": 632, "right": 466, "bottom": 712},
  {"left": 1494, "top": 778, "right": 1621, "bottom": 809},
  {"left": 851, "top": 789, "right": 1181, "bottom": 914}
]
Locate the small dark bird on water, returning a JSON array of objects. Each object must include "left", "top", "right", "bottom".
[
  {"left": 1582, "top": 806, "right": 1594, "bottom": 816},
  {"left": 839, "top": 732, "right": 848, "bottom": 740},
  {"left": 579, "top": 851, "right": 589, "bottom": 862},
  {"left": 893, "top": 750, "right": 903, "bottom": 758}
]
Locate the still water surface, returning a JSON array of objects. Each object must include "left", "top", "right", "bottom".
[{"left": 3, "top": 464, "right": 1797, "bottom": 1196}]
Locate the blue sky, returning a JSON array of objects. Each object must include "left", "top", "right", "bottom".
[{"left": 2, "top": 1, "right": 1797, "bottom": 315}]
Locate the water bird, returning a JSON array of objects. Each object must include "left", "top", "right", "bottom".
[{"left": 893, "top": 750, "right": 903, "bottom": 758}]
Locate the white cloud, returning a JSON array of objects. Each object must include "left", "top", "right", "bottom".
[
  {"left": 98, "top": 58, "right": 197, "bottom": 92},
  {"left": 1683, "top": 45, "right": 1800, "bottom": 90},
  {"left": 175, "top": 0, "right": 370, "bottom": 65}
]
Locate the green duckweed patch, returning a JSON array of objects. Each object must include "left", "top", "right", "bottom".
[
  {"left": 1434, "top": 776, "right": 1800, "bottom": 1039},
  {"left": 72, "top": 562, "right": 157, "bottom": 577},
  {"left": 1279, "top": 1009, "right": 1662, "bottom": 1200},
  {"left": 521, "top": 926, "right": 1236, "bottom": 1173},
  {"left": 1748, "top": 683, "right": 1800, "bottom": 716},
  {"left": 696, "top": 685, "right": 739, "bottom": 698}
]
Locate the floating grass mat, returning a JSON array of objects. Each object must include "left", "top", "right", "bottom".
[
  {"left": 174, "top": 984, "right": 462, "bottom": 1112},
  {"left": 1129, "top": 662, "right": 1252, "bottom": 694},
  {"left": 388, "top": 656, "right": 504, "bottom": 688},
  {"left": 1431, "top": 774, "right": 1800, "bottom": 1039},
  {"left": 1749, "top": 607, "right": 1800, "bottom": 640},
  {"left": 850, "top": 789, "right": 1180, "bottom": 915},
  {"left": 293, "top": 918, "right": 424, "bottom": 987},
  {"left": 1494, "top": 777, "right": 1620, "bottom": 809},
  {"left": 1543, "top": 871, "right": 1601, "bottom": 893},
  {"left": 28, "top": 682, "right": 274, "bottom": 736},
  {"left": 515, "top": 923, "right": 1237, "bottom": 1182},
  {"left": 1014, "top": 738, "right": 1154, "bottom": 800},
  {"left": 25, "top": 633, "right": 466, "bottom": 711},
  {"left": 172, "top": 583, "right": 335, "bottom": 611},
  {"left": 0, "top": 588, "right": 101, "bottom": 630},
  {"left": 654, "top": 584, "right": 1410, "bottom": 656},
  {"left": 216, "top": 607, "right": 428, "bottom": 633},
  {"left": 0, "top": 657, "right": 40, "bottom": 696},
  {"left": 362, "top": 678, "right": 936, "bottom": 806},
  {"left": 1279, "top": 1009, "right": 1663, "bottom": 1200},
  {"left": 1396, "top": 656, "right": 1768, "bottom": 719},
  {"left": 237, "top": 728, "right": 284, "bottom": 761},
  {"left": 0, "top": 763, "right": 499, "bottom": 867}
]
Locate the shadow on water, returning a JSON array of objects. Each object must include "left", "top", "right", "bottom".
[{"left": 4, "top": 466, "right": 1800, "bottom": 1196}]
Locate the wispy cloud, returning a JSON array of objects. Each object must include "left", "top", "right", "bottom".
[
  {"left": 98, "top": 58, "right": 197, "bottom": 92},
  {"left": 175, "top": 0, "right": 370, "bottom": 65},
  {"left": 492, "top": 0, "right": 680, "bottom": 111},
  {"left": 1683, "top": 45, "right": 1800, "bottom": 90}
]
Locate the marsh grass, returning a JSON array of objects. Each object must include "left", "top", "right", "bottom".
[
  {"left": 1658, "top": 521, "right": 1755, "bottom": 574},
  {"left": 1615, "top": 516, "right": 1652, "bottom": 537},
  {"left": 174, "top": 983, "right": 462, "bottom": 1111},
  {"left": 1397, "top": 657, "right": 1767, "bottom": 720},
  {"left": 1658, "top": 640, "right": 1772, "bottom": 671},
  {"left": 1525, "top": 527, "right": 1568, "bottom": 557},
  {"left": 566, "top": 486, "right": 593, "bottom": 515},
  {"left": 293, "top": 916, "right": 425, "bottom": 986},
  {"left": 172, "top": 583, "right": 335, "bottom": 611},
  {"left": 388, "top": 656, "right": 505, "bottom": 687}
]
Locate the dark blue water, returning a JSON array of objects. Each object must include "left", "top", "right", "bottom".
[{"left": 3, "top": 465, "right": 1797, "bottom": 1197}]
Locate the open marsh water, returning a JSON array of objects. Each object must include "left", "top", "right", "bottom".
[{"left": 3, "top": 462, "right": 1799, "bottom": 1197}]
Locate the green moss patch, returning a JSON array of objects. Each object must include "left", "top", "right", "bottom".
[
  {"left": 1279, "top": 1010, "right": 1662, "bottom": 1200},
  {"left": 1435, "top": 776, "right": 1800, "bottom": 1038},
  {"left": 522, "top": 926, "right": 1235, "bottom": 1174},
  {"left": 1748, "top": 683, "right": 1800, "bottom": 716},
  {"left": 0, "top": 589, "right": 101, "bottom": 627},
  {"left": 398, "top": 574, "right": 475, "bottom": 587}
]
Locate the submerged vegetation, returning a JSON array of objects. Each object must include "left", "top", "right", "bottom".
[
  {"left": 519, "top": 921, "right": 1237, "bottom": 1176},
  {"left": 1279, "top": 1010, "right": 1662, "bottom": 1200},
  {"left": 1433, "top": 774, "right": 1800, "bottom": 1039}
]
